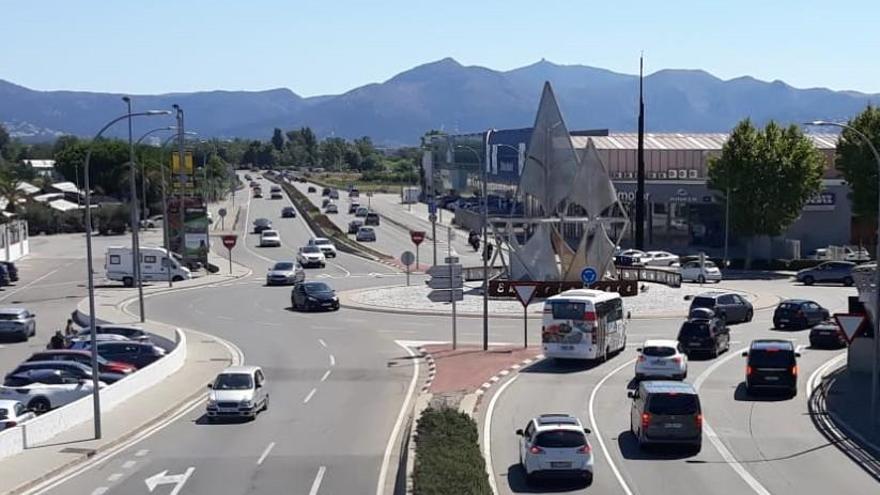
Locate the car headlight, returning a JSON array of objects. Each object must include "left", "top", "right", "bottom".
[{"left": 240, "top": 399, "right": 253, "bottom": 407}]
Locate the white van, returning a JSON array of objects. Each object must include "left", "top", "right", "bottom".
[
  {"left": 542, "top": 289, "right": 627, "bottom": 361},
  {"left": 105, "top": 246, "right": 191, "bottom": 286}
]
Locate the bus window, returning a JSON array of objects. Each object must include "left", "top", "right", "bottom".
[{"left": 551, "top": 302, "right": 586, "bottom": 320}]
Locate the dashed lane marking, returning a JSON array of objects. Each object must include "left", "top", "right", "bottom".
[
  {"left": 257, "top": 442, "right": 276, "bottom": 466},
  {"left": 309, "top": 466, "right": 326, "bottom": 495},
  {"left": 318, "top": 339, "right": 327, "bottom": 348},
  {"left": 321, "top": 370, "right": 331, "bottom": 382},
  {"left": 106, "top": 473, "right": 122, "bottom": 482},
  {"left": 303, "top": 388, "right": 317, "bottom": 404},
  {"left": 329, "top": 354, "right": 335, "bottom": 367}
]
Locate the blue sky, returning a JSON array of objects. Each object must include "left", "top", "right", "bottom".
[{"left": 4, "top": 1, "right": 878, "bottom": 96}]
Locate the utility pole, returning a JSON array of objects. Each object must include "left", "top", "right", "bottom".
[
  {"left": 123, "top": 96, "right": 145, "bottom": 322},
  {"left": 635, "top": 54, "right": 646, "bottom": 250},
  {"left": 173, "top": 104, "right": 186, "bottom": 279}
]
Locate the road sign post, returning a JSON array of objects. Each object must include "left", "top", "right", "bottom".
[
  {"left": 450, "top": 226, "right": 456, "bottom": 349},
  {"left": 424, "top": 227, "right": 464, "bottom": 349},
  {"left": 411, "top": 231, "right": 425, "bottom": 270},
  {"left": 221, "top": 234, "right": 237, "bottom": 274},
  {"left": 218, "top": 207, "right": 227, "bottom": 230},
  {"left": 401, "top": 251, "right": 415, "bottom": 286},
  {"left": 512, "top": 283, "right": 538, "bottom": 348}
]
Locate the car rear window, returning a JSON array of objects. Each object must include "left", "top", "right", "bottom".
[
  {"left": 679, "top": 322, "right": 710, "bottom": 339},
  {"left": 534, "top": 430, "right": 585, "bottom": 448},
  {"left": 551, "top": 302, "right": 586, "bottom": 320},
  {"left": 749, "top": 349, "right": 795, "bottom": 367},
  {"left": 778, "top": 303, "right": 801, "bottom": 310},
  {"left": 642, "top": 346, "right": 676, "bottom": 357},
  {"left": 690, "top": 297, "right": 716, "bottom": 309},
  {"left": 647, "top": 393, "right": 699, "bottom": 415},
  {"left": 0, "top": 313, "right": 21, "bottom": 321},
  {"left": 4, "top": 376, "right": 33, "bottom": 387}
]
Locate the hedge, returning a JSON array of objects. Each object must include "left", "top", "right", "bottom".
[{"left": 413, "top": 407, "right": 492, "bottom": 495}]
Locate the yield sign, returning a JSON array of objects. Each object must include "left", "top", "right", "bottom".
[
  {"left": 833, "top": 313, "right": 867, "bottom": 344},
  {"left": 512, "top": 284, "right": 538, "bottom": 307}
]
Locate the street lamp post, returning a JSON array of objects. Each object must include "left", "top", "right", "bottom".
[
  {"left": 122, "top": 96, "right": 146, "bottom": 323},
  {"left": 807, "top": 120, "right": 880, "bottom": 437},
  {"left": 82, "top": 108, "right": 170, "bottom": 439},
  {"left": 158, "top": 131, "right": 198, "bottom": 286}
]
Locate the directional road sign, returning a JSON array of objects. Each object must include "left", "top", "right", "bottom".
[
  {"left": 428, "top": 277, "right": 463, "bottom": 290},
  {"left": 581, "top": 266, "right": 598, "bottom": 285},
  {"left": 428, "top": 289, "right": 464, "bottom": 303},
  {"left": 427, "top": 264, "right": 462, "bottom": 278},
  {"left": 833, "top": 313, "right": 867, "bottom": 344},
  {"left": 512, "top": 284, "right": 538, "bottom": 307},
  {"left": 401, "top": 251, "right": 415, "bottom": 267},
  {"left": 444, "top": 256, "right": 459, "bottom": 264},
  {"left": 218, "top": 208, "right": 227, "bottom": 218}
]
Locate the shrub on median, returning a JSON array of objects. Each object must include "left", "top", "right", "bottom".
[{"left": 413, "top": 407, "right": 492, "bottom": 495}]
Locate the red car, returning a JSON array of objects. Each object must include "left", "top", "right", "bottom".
[{"left": 26, "top": 350, "right": 136, "bottom": 374}]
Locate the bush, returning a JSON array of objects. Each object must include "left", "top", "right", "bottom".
[
  {"left": 413, "top": 407, "right": 491, "bottom": 495},
  {"left": 95, "top": 204, "right": 130, "bottom": 235}
]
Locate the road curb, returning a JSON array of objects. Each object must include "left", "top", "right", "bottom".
[{"left": 812, "top": 361, "right": 880, "bottom": 463}]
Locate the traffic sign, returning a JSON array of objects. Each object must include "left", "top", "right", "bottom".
[
  {"left": 444, "top": 256, "right": 459, "bottom": 264},
  {"left": 218, "top": 208, "right": 227, "bottom": 218},
  {"left": 221, "top": 234, "right": 237, "bottom": 249},
  {"left": 428, "top": 213, "right": 437, "bottom": 223},
  {"left": 428, "top": 289, "right": 464, "bottom": 303},
  {"left": 428, "top": 277, "right": 463, "bottom": 290},
  {"left": 512, "top": 284, "right": 538, "bottom": 307},
  {"left": 581, "top": 266, "right": 598, "bottom": 285},
  {"left": 401, "top": 251, "right": 415, "bottom": 267},
  {"left": 411, "top": 231, "right": 426, "bottom": 246},
  {"left": 428, "top": 264, "right": 462, "bottom": 277},
  {"left": 833, "top": 313, "right": 867, "bottom": 343},
  {"left": 428, "top": 200, "right": 437, "bottom": 215}
]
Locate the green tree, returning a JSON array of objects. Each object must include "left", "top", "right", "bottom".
[
  {"left": 834, "top": 105, "right": 880, "bottom": 222},
  {"left": 319, "top": 137, "right": 347, "bottom": 170},
  {"left": 708, "top": 119, "right": 825, "bottom": 263},
  {"left": 271, "top": 128, "right": 285, "bottom": 152},
  {"left": 0, "top": 124, "right": 11, "bottom": 161}
]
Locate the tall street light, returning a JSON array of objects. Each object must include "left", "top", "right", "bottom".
[
  {"left": 807, "top": 120, "right": 880, "bottom": 437},
  {"left": 83, "top": 108, "right": 170, "bottom": 439},
  {"left": 122, "top": 96, "right": 146, "bottom": 323},
  {"left": 173, "top": 105, "right": 187, "bottom": 274}
]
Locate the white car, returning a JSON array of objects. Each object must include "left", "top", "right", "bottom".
[
  {"left": 297, "top": 246, "right": 326, "bottom": 268},
  {"left": 309, "top": 237, "right": 337, "bottom": 258},
  {"left": 680, "top": 260, "right": 722, "bottom": 283},
  {"left": 0, "top": 369, "right": 105, "bottom": 414},
  {"left": 259, "top": 230, "right": 282, "bottom": 247},
  {"left": 634, "top": 339, "right": 688, "bottom": 380},
  {"left": 516, "top": 413, "right": 593, "bottom": 485},
  {"left": 844, "top": 246, "right": 870, "bottom": 261},
  {"left": 266, "top": 261, "right": 305, "bottom": 286},
  {"left": 643, "top": 250, "right": 680, "bottom": 266},
  {"left": 325, "top": 203, "right": 338, "bottom": 214},
  {"left": 356, "top": 226, "right": 376, "bottom": 242},
  {"left": 206, "top": 365, "right": 269, "bottom": 422},
  {"left": 0, "top": 400, "right": 36, "bottom": 430}
]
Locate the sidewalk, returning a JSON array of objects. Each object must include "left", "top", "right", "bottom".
[
  {"left": 822, "top": 367, "right": 880, "bottom": 470},
  {"left": 0, "top": 252, "right": 251, "bottom": 495}
]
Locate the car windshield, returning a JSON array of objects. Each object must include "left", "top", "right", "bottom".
[
  {"left": 534, "top": 430, "right": 585, "bottom": 448},
  {"left": 304, "top": 282, "right": 332, "bottom": 294},
  {"left": 679, "top": 322, "right": 710, "bottom": 338},
  {"left": 302, "top": 246, "right": 320, "bottom": 254},
  {"left": 550, "top": 302, "right": 586, "bottom": 320},
  {"left": 314, "top": 239, "right": 330, "bottom": 246},
  {"left": 254, "top": 218, "right": 270, "bottom": 226},
  {"left": 273, "top": 262, "right": 295, "bottom": 271},
  {"left": 360, "top": 228, "right": 373, "bottom": 233},
  {"left": 749, "top": 348, "right": 795, "bottom": 367},
  {"left": 703, "top": 261, "right": 717, "bottom": 268},
  {"left": 213, "top": 373, "right": 253, "bottom": 390},
  {"left": 690, "top": 297, "right": 716, "bottom": 309},
  {"left": 642, "top": 346, "right": 676, "bottom": 357},
  {"left": 0, "top": 313, "right": 22, "bottom": 321},
  {"left": 263, "top": 231, "right": 278, "bottom": 237},
  {"left": 648, "top": 393, "right": 699, "bottom": 415}
]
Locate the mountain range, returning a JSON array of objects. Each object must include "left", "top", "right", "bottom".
[{"left": 2, "top": 58, "right": 877, "bottom": 145}]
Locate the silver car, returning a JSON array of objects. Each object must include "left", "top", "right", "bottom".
[
  {"left": 0, "top": 400, "right": 36, "bottom": 430},
  {"left": 0, "top": 308, "right": 36, "bottom": 342},
  {"left": 356, "top": 226, "right": 376, "bottom": 242},
  {"left": 796, "top": 261, "right": 856, "bottom": 286},
  {"left": 266, "top": 261, "right": 305, "bottom": 286},
  {"left": 206, "top": 366, "right": 269, "bottom": 421}
]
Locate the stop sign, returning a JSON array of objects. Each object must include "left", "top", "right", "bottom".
[
  {"left": 221, "top": 234, "right": 237, "bottom": 249},
  {"left": 410, "top": 231, "right": 426, "bottom": 245}
]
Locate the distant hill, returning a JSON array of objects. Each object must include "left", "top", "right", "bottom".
[{"left": 2, "top": 58, "right": 877, "bottom": 145}]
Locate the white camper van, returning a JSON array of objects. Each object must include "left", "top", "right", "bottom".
[{"left": 105, "top": 246, "right": 192, "bottom": 286}]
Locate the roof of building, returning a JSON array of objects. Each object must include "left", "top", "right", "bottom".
[
  {"left": 48, "top": 199, "right": 82, "bottom": 212},
  {"left": 16, "top": 182, "right": 40, "bottom": 195},
  {"left": 572, "top": 132, "right": 838, "bottom": 151},
  {"left": 22, "top": 159, "right": 55, "bottom": 169},
  {"left": 33, "top": 193, "right": 65, "bottom": 203},
  {"left": 50, "top": 182, "right": 80, "bottom": 194}
]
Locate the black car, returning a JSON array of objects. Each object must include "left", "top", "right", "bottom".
[
  {"left": 743, "top": 339, "right": 800, "bottom": 396},
  {"left": 677, "top": 312, "right": 730, "bottom": 358},
  {"left": 253, "top": 218, "right": 273, "bottom": 234},
  {"left": 95, "top": 341, "right": 166, "bottom": 369},
  {"left": 364, "top": 212, "right": 380, "bottom": 226},
  {"left": 291, "top": 282, "right": 339, "bottom": 311},
  {"left": 0, "top": 262, "right": 19, "bottom": 282},
  {"left": 321, "top": 187, "right": 331, "bottom": 197},
  {"left": 773, "top": 299, "right": 829, "bottom": 329},
  {"left": 810, "top": 321, "right": 846, "bottom": 348},
  {"left": 307, "top": 186, "right": 317, "bottom": 193},
  {"left": 281, "top": 207, "right": 297, "bottom": 218},
  {"left": 0, "top": 265, "right": 10, "bottom": 287},
  {"left": 7, "top": 360, "right": 125, "bottom": 384},
  {"left": 348, "top": 203, "right": 361, "bottom": 214},
  {"left": 689, "top": 291, "right": 753, "bottom": 324}
]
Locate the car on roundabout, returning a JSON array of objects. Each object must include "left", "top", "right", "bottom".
[
  {"left": 679, "top": 259, "right": 722, "bottom": 283},
  {"left": 688, "top": 291, "right": 753, "bottom": 324},
  {"left": 0, "top": 369, "right": 105, "bottom": 414},
  {"left": 810, "top": 320, "right": 847, "bottom": 348},
  {"left": 628, "top": 380, "right": 702, "bottom": 453},
  {"left": 795, "top": 261, "right": 856, "bottom": 286},
  {"left": 266, "top": 261, "right": 304, "bottom": 286},
  {"left": 772, "top": 299, "right": 829, "bottom": 329},
  {"left": 356, "top": 226, "right": 376, "bottom": 242},
  {"left": 297, "top": 246, "right": 326, "bottom": 268},
  {"left": 516, "top": 413, "right": 593, "bottom": 485},
  {"left": 676, "top": 309, "right": 730, "bottom": 358},
  {"left": 290, "top": 281, "right": 339, "bottom": 311},
  {"left": 634, "top": 339, "right": 688, "bottom": 380},
  {"left": 307, "top": 185, "right": 317, "bottom": 193},
  {"left": 206, "top": 366, "right": 268, "bottom": 422},
  {"left": 742, "top": 339, "right": 800, "bottom": 397}
]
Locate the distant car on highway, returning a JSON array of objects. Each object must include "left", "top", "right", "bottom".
[
  {"left": 321, "top": 198, "right": 332, "bottom": 208},
  {"left": 810, "top": 321, "right": 846, "bottom": 348},
  {"left": 290, "top": 281, "right": 339, "bottom": 311},
  {"left": 677, "top": 310, "right": 729, "bottom": 358},
  {"left": 356, "top": 226, "right": 376, "bottom": 242},
  {"left": 355, "top": 207, "right": 368, "bottom": 217},
  {"left": 266, "top": 261, "right": 304, "bottom": 286},
  {"left": 364, "top": 212, "right": 380, "bottom": 226},
  {"left": 348, "top": 202, "right": 361, "bottom": 214},
  {"left": 253, "top": 188, "right": 263, "bottom": 198},
  {"left": 259, "top": 230, "right": 282, "bottom": 247},
  {"left": 515, "top": 413, "right": 593, "bottom": 485},
  {"left": 253, "top": 218, "right": 273, "bottom": 234},
  {"left": 321, "top": 187, "right": 331, "bottom": 197},
  {"left": 795, "top": 261, "right": 856, "bottom": 286},
  {"left": 0, "top": 400, "right": 36, "bottom": 431},
  {"left": 689, "top": 291, "right": 753, "bottom": 324},
  {"left": 307, "top": 186, "right": 317, "bottom": 193},
  {"left": 281, "top": 206, "right": 297, "bottom": 218},
  {"left": 1, "top": 369, "right": 105, "bottom": 414},
  {"left": 329, "top": 189, "right": 339, "bottom": 199},
  {"left": 643, "top": 250, "right": 680, "bottom": 266},
  {"left": 297, "top": 246, "right": 326, "bottom": 268},
  {"left": 635, "top": 340, "right": 688, "bottom": 380},
  {"left": 325, "top": 203, "right": 338, "bottom": 214},
  {"left": 308, "top": 237, "right": 337, "bottom": 258},
  {"left": 348, "top": 219, "right": 364, "bottom": 234},
  {"left": 206, "top": 366, "right": 268, "bottom": 422},
  {"left": 94, "top": 341, "right": 166, "bottom": 369},
  {"left": 0, "top": 308, "right": 36, "bottom": 342},
  {"left": 742, "top": 339, "right": 800, "bottom": 397},
  {"left": 628, "top": 381, "right": 702, "bottom": 453},
  {"left": 349, "top": 188, "right": 359, "bottom": 198},
  {"left": 773, "top": 299, "right": 829, "bottom": 329},
  {"left": 26, "top": 350, "right": 136, "bottom": 375},
  {"left": 679, "top": 260, "right": 722, "bottom": 283}
]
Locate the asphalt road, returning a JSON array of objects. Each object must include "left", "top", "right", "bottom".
[{"left": 485, "top": 280, "right": 879, "bottom": 495}]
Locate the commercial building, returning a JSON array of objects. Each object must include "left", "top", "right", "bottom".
[{"left": 424, "top": 128, "right": 849, "bottom": 256}]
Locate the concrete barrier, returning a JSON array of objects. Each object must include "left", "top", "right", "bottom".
[{"left": 0, "top": 327, "right": 186, "bottom": 458}]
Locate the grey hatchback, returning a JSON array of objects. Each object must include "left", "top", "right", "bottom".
[
  {"left": 795, "top": 261, "right": 856, "bottom": 286},
  {"left": 0, "top": 308, "right": 36, "bottom": 341},
  {"left": 628, "top": 380, "right": 702, "bottom": 453},
  {"left": 688, "top": 292, "right": 753, "bottom": 324}
]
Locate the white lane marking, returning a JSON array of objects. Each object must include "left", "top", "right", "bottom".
[
  {"left": 257, "top": 441, "right": 276, "bottom": 465},
  {"left": 121, "top": 460, "right": 136, "bottom": 469},
  {"left": 303, "top": 388, "right": 317, "bottom": 404},
  {"left": 693, "top": 347, "right": 771, "bottom": 495},
  {"left": 134, "top": 449, "right": 149, "bottom": 457},
  {"left": 0, "top": 265, "right": 63, "bottom": 302},
  {"left": 330, "top": 262, "right": 351, "bottom": 278},
  {"left": 106, "top": 473, "right": 122, "bottom": 482},
  {"left": 483, "top": 373, "right": 520, "bottom": 495},
  {"left": 376, "top": 342, "right": 419, "bottom": 495},
  {"left": 321, "top": 370, "right": 332, "bottom": 382},
  {"left": 588, "top": 358, "right": 636, "bottom": 495},
  {"left": 90, "top": 488, "right": 108, "bottom": 495},
  {"left": 329, "top": 354, "right": 335, "bottom": 367},
  {"left": 807, "top": 351, "right": 847, "bottom": 398},
  {"left": 216, "top": 315, "right": 233, "bottom": 321},
  {"left": 309, "top": 466, "right": 326, "bottom": 495},
  {"left": 318, "top": 338, "right": 328, "bottom": 348}
]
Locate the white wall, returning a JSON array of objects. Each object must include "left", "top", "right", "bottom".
[{"left": 0, "top": 220, "right": 30, "bottom": 263}]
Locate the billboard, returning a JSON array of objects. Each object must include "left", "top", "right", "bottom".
[{"left": 168, "top": 197, "right": 209, "bottom": 267}]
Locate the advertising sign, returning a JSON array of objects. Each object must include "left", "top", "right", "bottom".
[{"left": 168, "top": 197, "right": 209, "bottom": 267}]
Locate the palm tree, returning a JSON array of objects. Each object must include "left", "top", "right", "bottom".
[{"left": 0, "top": 171, "right": 24, "bottom": 215}]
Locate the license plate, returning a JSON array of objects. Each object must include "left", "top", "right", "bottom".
[
  {"left": 779, "top": 319, "right": 789, "bottom": 323},
  {"left": 689, "top": 342, "right": 701, "bottom": 346},
  {"left": 561, "top": 345, "right": 574, "bottom": 350},
  {"left": 664, "top": 423, "right": 683, "bottom": 429},
  {"left": 765, "top": 376, "right": 779, "bottom": 381},
  {"left": 652, "top": 359, "right": 668, "bottom": 366},
  {"left": 550, "top": 461, "right": 572, "bottom": 468}
]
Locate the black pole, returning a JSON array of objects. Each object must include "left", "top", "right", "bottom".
[{"left": 635, "top": 54, "right": 646, "bottom": 250}]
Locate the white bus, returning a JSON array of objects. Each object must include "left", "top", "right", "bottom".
[{"left": 542, "top": 289, "right": 627, "bottom": 361}]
